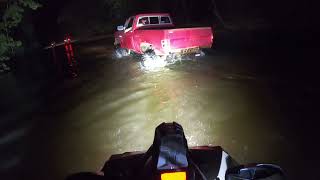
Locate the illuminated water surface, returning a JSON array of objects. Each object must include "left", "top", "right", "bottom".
[{"left": 21, "top": 44, "right": 297, "bottom": 180}]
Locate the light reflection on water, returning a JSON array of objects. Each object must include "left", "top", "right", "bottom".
[
  {"left": 32, "top": 60, "right": 287, "bottom": 180},
  {"left": 1, "top": 50, "right": 293, "bottom": 180}
]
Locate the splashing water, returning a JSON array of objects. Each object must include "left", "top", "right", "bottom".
[{"left": 141, "top": 54, "right": 167, "bottom": 71}]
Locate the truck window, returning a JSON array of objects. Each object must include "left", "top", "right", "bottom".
[
  {"left": 127, "top": 18, "right": 134, "bottom": 29},
  {"left": 160, "top": 16, "right": 171, "bottom": 24},
  {"left": 138, "top": 17, "right": 149, "bottom": 25},
  {"left": 150, "top": 17, "right": 160, "bottom": 24}
]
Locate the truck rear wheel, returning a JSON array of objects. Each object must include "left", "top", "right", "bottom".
[{"left": 142, "top": 49, "right": 157, "bottom": 61}]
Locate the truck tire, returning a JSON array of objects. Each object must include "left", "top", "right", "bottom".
[
  {"left": 142, "top": 49, "right": 157, "bottom": 61},
  {"left": 114, "top": 47, "right": 130, "bottom": 59},
  {"left": 139, "top": 50, "right": 156, "bottom": 69}
]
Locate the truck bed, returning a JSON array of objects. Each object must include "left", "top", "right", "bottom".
[{"left": 134, "top": 27, "right": 213, "bottom": 55}]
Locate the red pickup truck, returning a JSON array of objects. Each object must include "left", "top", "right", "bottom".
[{"left": 114, "top": 13, "right": 214, "bottom": 58}]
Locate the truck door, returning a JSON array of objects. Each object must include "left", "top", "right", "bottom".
[{"left": 123, "top": 17, "right": 135, "bottom": 50}]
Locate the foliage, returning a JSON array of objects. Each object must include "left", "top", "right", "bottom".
[
  {"left": 0, "top": 0, "right": 41, "bottom": 71},
  {"left": 18, "top": 0, "right": 42, "bottom": 10}
]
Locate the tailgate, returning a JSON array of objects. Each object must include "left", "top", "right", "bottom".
[{"left": 164, "top": 27, "right": 213, "bottom": 49}]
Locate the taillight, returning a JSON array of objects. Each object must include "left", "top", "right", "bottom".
[
  {"left": 161, "top": 172, "right": 186, "bottom": 180},
  {"left": 161, "top": 39, "right": 171, "bottom": 50}
]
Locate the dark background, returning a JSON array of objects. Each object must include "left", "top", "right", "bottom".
[
  {"left": 1, "top": 0, "right": 320, "bottom": 179},
  {"left": 14, "top": 0, "right": 319, "bottom": 76},
  {"left": 31, "top": 0, "right": 319, "bottom": 43}
]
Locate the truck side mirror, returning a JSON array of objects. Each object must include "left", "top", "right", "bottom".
[
  {"left": 117, "top": 25, "right": 124, "bottom": 31},
  {"left": 226, "top": 164, "right": 285, "bottom": 180}
]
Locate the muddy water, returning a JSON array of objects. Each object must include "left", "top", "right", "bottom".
[
  {"left": 2, "top": 41, "right": 301, "bottom": 180},
  {"left": 27, "top": 59, "right": 295, "bottom": 180}
]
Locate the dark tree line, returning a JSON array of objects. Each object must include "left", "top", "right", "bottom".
[{"left": 0, "top": 0, "right": 41, "bottom": 72}]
